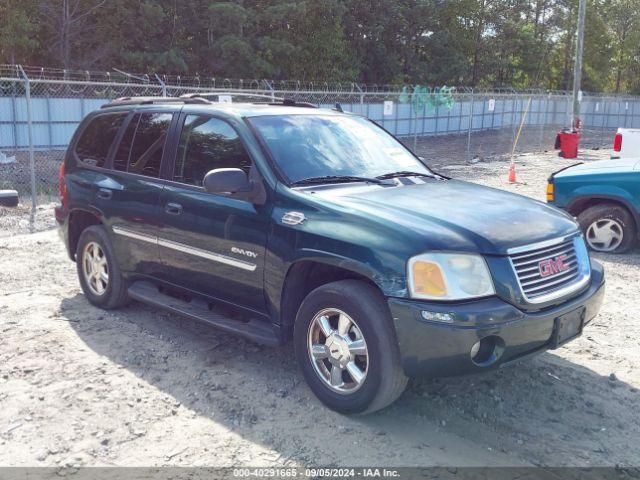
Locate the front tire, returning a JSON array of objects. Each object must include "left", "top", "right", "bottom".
[
  {"left": 294, "top": 280, "right": 408, "bottom": 414},
  {"left": 76, "top": 225, "right": 129, "bottom": 309},
  {"left": 578, "top": 203, "right": 636, "bottom": 253}
]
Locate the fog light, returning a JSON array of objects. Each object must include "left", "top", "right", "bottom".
[
  {"left": 421, "top": 311, "right": 454, "bottom": 323},
  {"left": 470, "top": 336, "right": 505, "bottom": 366}
]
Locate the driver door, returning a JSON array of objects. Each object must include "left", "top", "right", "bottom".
[{"left": 157, "top": 114, "right": 270, "bottom": 313}]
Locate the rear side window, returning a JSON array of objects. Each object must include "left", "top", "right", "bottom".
[
  {"left": 113, "top": 114, "right": 140, "bottom": 172},
  {"left": 75, "top": 113, "right": 126, "bottom": 168},
  {"left": 174, "top": 115, "right": 252, "bottom": 187},
  {"left": 127, "top": 113, "right": 172, "bottom": 178}
]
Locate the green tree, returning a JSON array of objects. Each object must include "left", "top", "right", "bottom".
[
  {"left": 0, "top": 0, "right": 39, "bottom": 64},
  {"left": 3, "top": 0, "right": 640, "bottom": 93},
  {"left": 606, "top": 0, "right": 640, "bottom": 92}
]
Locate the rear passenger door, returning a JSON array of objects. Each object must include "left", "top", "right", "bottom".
[
  {"left": 103, "top": 111, "right": 175, "bottom": 277},
  {"left": 157, "top": 114, "right": 270, "bottom": 313}
]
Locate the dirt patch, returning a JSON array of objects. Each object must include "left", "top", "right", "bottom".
[
  {"left": 0, "top": 150, "right": 638, "bottom": 467},
  {"left": 0, "top": 201, "right": 58, "bottom": 238},
  {"left": 407, "top": 126, "right": 615, "bottom": 167}
]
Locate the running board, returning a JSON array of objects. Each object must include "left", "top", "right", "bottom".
[{"left": 127, "top": 281, "right": 280, "bottom": 346}]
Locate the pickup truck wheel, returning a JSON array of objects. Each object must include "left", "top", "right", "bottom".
[
  {"left": 578, "top": 204, "right": 637, "bottom": 253},
  {"left": 76, "top": 225, "right": 129, "bottom": 309},
  {"left": 294, "top": 280, "right": 408, "bottom": 414}
]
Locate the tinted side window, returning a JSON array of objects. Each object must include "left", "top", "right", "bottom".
[
  {"left": 113, "top": 114, "right": 139, "bottom": 172},
  {"left": 128, "top": 113, "right": 172, "bottom": 178},
  {"left": 75, "top": 113, "right": 126, "bottom": 168},
  {"left": 174, "top": 115, "right": 251, "bottom": 187}
]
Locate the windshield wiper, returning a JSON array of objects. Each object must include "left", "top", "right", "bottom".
[
  {"left": 290, "top": 175, "right": 391, "bottom": 186},
  {"left": 375, "top": 171, "right": 432, "bottom": 180}
]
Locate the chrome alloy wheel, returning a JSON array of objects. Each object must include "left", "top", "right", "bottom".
[
  {"left": 82, "top": 241, "right": 109, "bottom": 296},
  {"left": 307, "top": 308, "right": 369, "bottom": 394},
  {"left": 586, "top": 218, "right": 624, "bottom": 252}
]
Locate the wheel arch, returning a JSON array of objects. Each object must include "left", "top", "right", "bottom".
[
  {"left": 68, "top": 208, "right": 104, "bottom": 260},
  {"left": 566, "top": 195, "right": 639, "bottom": 228},
  {"left": 279, "top": 256, "right": 389, "bottom": 334}
]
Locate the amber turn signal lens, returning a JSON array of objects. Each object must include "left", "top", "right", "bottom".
[
  {"left": 546, "top": 182, "right": 554, "bottom": 202},
  {"left": 412, "top": 261, "right": 447, "bottom": 297}
]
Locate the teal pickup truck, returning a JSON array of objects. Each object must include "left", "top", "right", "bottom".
[{"left": 548, "top": 158, "right": 640, "bottom": 253}]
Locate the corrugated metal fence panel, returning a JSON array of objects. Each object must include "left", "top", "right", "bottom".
[
  {"left": 0, "top": 96, "right": 108, "bottom": 148},
  {"left": 2, "top": 91, "right": 640, "bottom": 149}
]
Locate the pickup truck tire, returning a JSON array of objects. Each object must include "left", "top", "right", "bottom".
[
  {"left": 578, "top": 203, "right": 636, "bottom": 253},
  {"left": 294, "top": 279, "right": 408, "bottom": 414},
  {"left": 76, "top": 225, "right": 129, "bottom": 309}
]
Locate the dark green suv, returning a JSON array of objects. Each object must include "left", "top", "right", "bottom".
[{"left": 56, "top": 96, "right": 605, "bottom": 413}]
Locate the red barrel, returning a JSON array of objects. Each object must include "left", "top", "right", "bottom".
[{"left": 557, "top": 131, "right": 580, "bottom": 159}]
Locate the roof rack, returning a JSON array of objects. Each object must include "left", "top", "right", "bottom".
[
  {"left": 101, "top": 96, "right": 211, "bottom": 108},
  {"left": 180, "top": 92, "right": 283, "bottom": 102},
  {"left": 181, "top": 92, "right": 318, "bottom": 108},
  {"left": 101, "top": 94, "right": 320, "bottom": 109}
]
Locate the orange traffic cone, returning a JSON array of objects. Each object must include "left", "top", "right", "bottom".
[{"left": 508, "top": 163, "right": 516, "bottom": 184}]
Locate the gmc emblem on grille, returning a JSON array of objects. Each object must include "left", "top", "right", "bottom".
[{"left": 538, "top": 254, "right": 569, "bottom": 278}]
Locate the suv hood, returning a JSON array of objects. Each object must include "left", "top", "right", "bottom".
[{"left": 307, "top": 179, "right": 580, "bottom": 255}]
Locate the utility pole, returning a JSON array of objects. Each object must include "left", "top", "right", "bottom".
[{"left": 571, "top": 0, "right": 587, "bottom": 129}]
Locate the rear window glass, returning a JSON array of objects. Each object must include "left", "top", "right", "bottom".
[
  {"left": 75, "top": 113, "right": 127, "bottom": 168},
  {"left": 127, "top": 113, "right": 172, "bottom": 178}
]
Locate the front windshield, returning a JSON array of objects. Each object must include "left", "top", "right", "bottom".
[{"left": 247, "top": 114, "right": 431, "bottom": 184}]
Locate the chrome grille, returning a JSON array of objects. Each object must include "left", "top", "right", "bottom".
[{"left": 509, "top": 236, "right": 590, "bottom": 303}]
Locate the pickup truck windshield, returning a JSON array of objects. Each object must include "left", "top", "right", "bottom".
[{"left": 248, "top": 114, "right": 431, "bottom": 184}]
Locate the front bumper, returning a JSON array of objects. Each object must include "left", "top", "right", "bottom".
[{"left": 389, "top": 260, "right": 605, "bottom": 378}]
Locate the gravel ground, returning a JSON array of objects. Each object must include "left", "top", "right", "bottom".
[
  {"left": 0, "top": 149, "right": 639, "bottom": 468},
  {"left": 0, "top": 201, "right": 58, "bottom": 237}
]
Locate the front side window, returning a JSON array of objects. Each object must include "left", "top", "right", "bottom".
[
  {"left": 75, "top": 113, "right": 127, "bottom": 168},
  {"left": 128, "top": 113, "right": 172, "bottom": 178},
  {"left": 174, "top": 115, "right": 252, "bottom": 187},
  {"left": 247, "top": 114, "right": 431, "bottom": 183}
]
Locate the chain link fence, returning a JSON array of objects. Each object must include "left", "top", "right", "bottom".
[{"left": 2, "top": 64, "right": 639, "bottom": 224}]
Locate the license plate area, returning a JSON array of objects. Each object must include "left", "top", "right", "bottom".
[{"left": 550, "top": 307, "right": 585, "bottom": 348}]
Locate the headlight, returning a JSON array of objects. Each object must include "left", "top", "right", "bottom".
[{"left": 407, "top": 253, "right": 495, "bottom": 300}]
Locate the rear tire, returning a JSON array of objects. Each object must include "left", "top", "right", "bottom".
[
  {"left": 577, "top": 203, "right": 636, "bottom": 253},
  {"left": 76, "top": 225, "right": 129, "bottom": 309},
  {"left": 294, "top": 280, "right": 408, "bottom": 414}
]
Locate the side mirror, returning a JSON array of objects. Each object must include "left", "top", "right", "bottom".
[
  {"left": 203, "top": 168, "right": 252, "bottom": 194},
  {"left": 0, "top": 190, "right": 19, "bottom": 207}
]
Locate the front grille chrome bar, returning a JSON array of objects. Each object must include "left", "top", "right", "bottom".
[{"left": 508, "top": 234, "right": 591, "bottom": 304}]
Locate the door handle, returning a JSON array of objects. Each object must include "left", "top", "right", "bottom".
[
  {"left": 165, "top": 202, "right": 183, "bottom": 215},
  {"left": 97, "top": 188, "right": 113, "bottom": 200}
]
